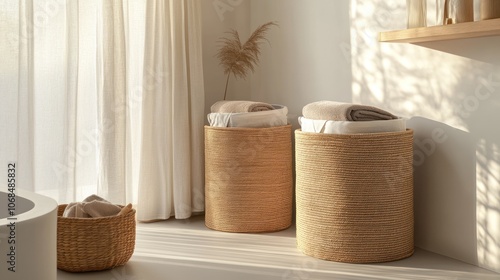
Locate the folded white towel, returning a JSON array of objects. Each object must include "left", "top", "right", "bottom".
[
  {"left": 302, "top": 101, "right": 397, "bottom": 121},
  {"left": 211, "top": 100, "right": 274, "bottom": 113},
  {"left": 299, "top": 117, "right": 406, "bottom": 134},
  {"left": 208, "top": 104, "right": 288, "bottom": 128}
]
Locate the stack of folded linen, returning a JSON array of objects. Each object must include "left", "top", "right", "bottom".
[
  {"left": 208, "top": 100, "right": 288, "bottom": 128},
  {"left": 62, "top": 194, "right": 132, "bottom": 218},
  {"left": 299, "top": 101, "right": 406, "bottom": 134}
]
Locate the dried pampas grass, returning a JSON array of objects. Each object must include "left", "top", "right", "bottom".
[{"left": 217, "top": 21, "right": 277, "bottom": 100}]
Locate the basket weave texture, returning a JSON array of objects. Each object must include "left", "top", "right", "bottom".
[
  {"left": 295, "top": 129, "right": 414, "bottom": 263},
  {"left": 57, "top": 204, "right": 136, "bottom": 272},
  {"left": 205, "top": 125, "right": 293, "bottom": 233}
]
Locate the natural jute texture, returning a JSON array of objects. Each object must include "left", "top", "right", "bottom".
[
  {"left": 205, "top": 125, "right": 293, "bottom": 233},
  {"left": 295, "top": 129, "right": 414, "bottom": 263},
  {"left": 57, "top": 204, "right": 136, "bottom": 272}
]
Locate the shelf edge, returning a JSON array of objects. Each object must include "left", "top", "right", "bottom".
[{"left": 379, "top": 18, "right": 500, "bottom": 43}]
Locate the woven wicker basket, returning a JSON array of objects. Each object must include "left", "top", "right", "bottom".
[
  {"left": 57, "top": 204, "right": 136, "bottom": 272},
  {"left": 295, "top": 129, "right": 414, "bottom": 263},
  {"left": 205, "top": 125, "right": 293, "bottom": 233}
]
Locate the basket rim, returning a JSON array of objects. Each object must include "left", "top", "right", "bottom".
[
  {"left": 295, "top": 128, "right": 413, "bottom": 138},
  {"left": 57, "top": 204, "right": 136, "bottom": 221},
  {"left": 204, "top": 124, "right": 291, "bottom": 132}
]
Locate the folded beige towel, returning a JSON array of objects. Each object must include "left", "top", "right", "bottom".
[
  {"left": 82, "top": 194, "right": 107, "bottom": 203},
  {"left": 63, "top": 202, "right": 91, "bottom": 218},
  {"left": 83, "top": 200, "right": 122, "bottom": 218},
  {"left": 62, "top": 194, "right": 129, "bottom": 218},
  {"left": 302, "top": 101, "right": 397, "bottom": 121},
  {"left": 211, "top": 100, "right": 274, "bottom": 113}
]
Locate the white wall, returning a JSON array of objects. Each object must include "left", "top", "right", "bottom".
[
  {"left": 249, "top": 0, "right": 352, "bottom": 127},
  {"left": 201, "top": 0, "right": 500, "bottom": 273}
]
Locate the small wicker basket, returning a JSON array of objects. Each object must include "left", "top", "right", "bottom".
[
  {"left": 205, "top": 125, "right": 293, "bottom": 233},
  {"left": 295, "top": 129, "right": 414, "bottom": 263},
  {"left": 57, "top": 204, "right": 136, "bottom": 272}
]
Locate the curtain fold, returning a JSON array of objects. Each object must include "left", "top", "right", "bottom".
[
  {"left": 97, "top": 0, "right": 128, "bottom": 204},
  {"left": 17, "top": 0, "right": 35, "bottom": 193},
  {"left": 186, "top": 0, "right": 206, "bottom": 216},
  {"left": 59, "top": 0, "right": 79, "bottom": 202},
  {"left": 137, "top": 0, "right": 205, "bottom": 221}
]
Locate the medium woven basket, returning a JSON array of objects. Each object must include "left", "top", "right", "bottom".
[
  {"left": 295, "top": 129, "right": 414, "bottom": 263},
  {"left": 205, "top": 125, "right": 293, "bottom": 233},
  {"left": 57, "top": 204, "right": 136, "bottom": 272}
]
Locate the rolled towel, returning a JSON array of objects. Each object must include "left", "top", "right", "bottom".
[
  {"left": 83, "top": 200, "right": 122, "bottom": 218},
  {"left": 117, "top": 203, "right": 133, "bottom": 216},
  {"left": 211, "top": 100, "right": 274, "bottom": 113},
  {"left": 303, "top": 101, "right": 397, "bottom": 121}
]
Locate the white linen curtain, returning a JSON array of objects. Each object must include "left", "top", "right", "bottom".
[
  {"left": 137, "top": 0, "right": 205, "bottom": 221},
  {"left": 0, "top": 0, "right": 205, "bottom": 221}
]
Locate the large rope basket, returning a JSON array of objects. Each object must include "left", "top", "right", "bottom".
[
  {"left": 295, "top": 129, "right": 414, "bottom": 263},
  {"left": 57, "top": 204, "right": 136, "bottom": 272},
  {"left": 205, "top": 125, "right": 293, "bottom": 233}
]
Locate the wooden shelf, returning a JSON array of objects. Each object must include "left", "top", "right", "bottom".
[{"left": 379, "top": 18, "right": 500, "bottom": 43}]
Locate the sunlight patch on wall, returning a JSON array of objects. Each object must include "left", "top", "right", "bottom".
[
  {"left": 350, "top": 0, "right": 476, "bottom": 132},
  {"left": 477, "top": 139, "right": 500, "bottom": 272}
]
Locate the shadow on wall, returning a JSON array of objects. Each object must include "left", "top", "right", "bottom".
[
  {"left": 407, "top": 117, "right": 478, "bottom": 266},
  {"left": 417, "top": 36, "right": 500, "bottom": 65},
  {"left": 351, "top": 0, "right": 500, "bottom": 272}
]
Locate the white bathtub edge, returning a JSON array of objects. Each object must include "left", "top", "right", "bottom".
[{"left": 0, "top": 189, "right": 57, "bottom": 226}]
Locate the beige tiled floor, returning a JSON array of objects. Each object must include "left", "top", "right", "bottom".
[{"left": 58, "top": 215, "right": 500, "bottom": 280}]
